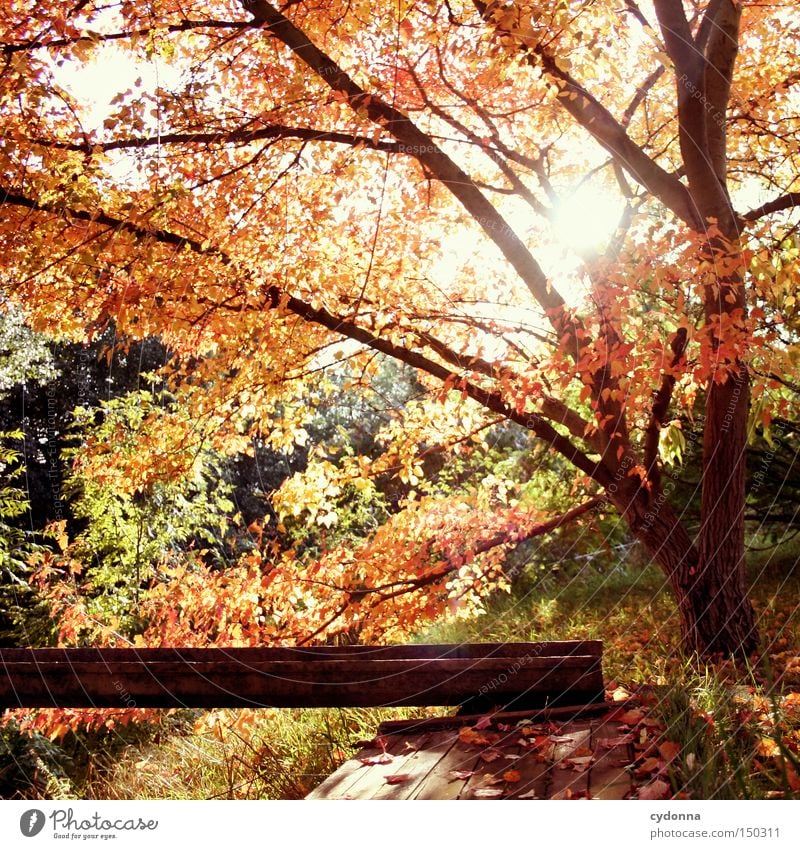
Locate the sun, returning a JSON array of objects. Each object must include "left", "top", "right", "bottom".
[{"left": 552, "top": 183, "right": 626, "bottom": 253}]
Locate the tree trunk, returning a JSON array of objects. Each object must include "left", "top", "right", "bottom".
[
  {"left": 616, "top": 484, "right": 757, "bottom": 657},
  {"left": 695, "top": 361, "right": 758, "bottom": 654}
]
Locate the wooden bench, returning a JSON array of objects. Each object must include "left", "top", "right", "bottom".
[{"left": 0, "top": 641, "right": 603, "bottom": 710}]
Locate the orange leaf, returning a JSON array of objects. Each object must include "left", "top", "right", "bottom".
[
  {"left": 658, "top": 741, "right": 681, "bottom": 763},
  {"left": 636, "top": 757, "right": 661, "bottom": 776},
  {"left": 617, "top": 708, "right": 645, "bottom": 725}
]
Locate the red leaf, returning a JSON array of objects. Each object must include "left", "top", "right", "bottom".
[{"left": 639, "top": 779, "right": 671, "bottom": 800}]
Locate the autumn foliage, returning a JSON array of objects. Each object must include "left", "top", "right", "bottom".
[{"left": 1, "top": 0, "right": 799, "bottom": 713}]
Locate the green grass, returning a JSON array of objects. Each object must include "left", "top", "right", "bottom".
[
  {"left": 418, "top": 539, "right": 800, "bottom": 689},
  {"left": 81, "top": 706, "right": 442, "bottom": 800},
  {"left": 415, "top": 557, "right": 682, "bottom": 685}
]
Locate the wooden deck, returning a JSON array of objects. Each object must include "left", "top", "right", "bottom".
[{"left": 307, "top": 705, "right": 635, "bottom": 800}]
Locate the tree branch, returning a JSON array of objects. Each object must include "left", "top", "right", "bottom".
[
  {"left": 0, "top": 183, "right": 613, "bottom": 489},
  {"left": 742, "top": 191, "right": 800, "bottom": 222},
  {"left": 694, "top": 0, "right": 725, "bottom": 53},
  {"left": 470, "top": 495, "right": 604, "bottom": 557},
  {"left": 644, "top": 326, "right": 688, "bottom": 489},
  {"left": 1, "top": 20, "right": 247, "bottom": 54},
  {"left": 270, "top": 290, "right": 610, "bottom": 485},
  {"left": 539, "top": 396, "right": 608, "bottom": 457},
  {"left": 472, "top": 0, "right": 699, "bottom": 228},
  {"left": 0, "top": 185, "right": 213, "bottom": 255},
  {"left": 30, "top": 125, "right": 404, "bottom": 155},
  {"left": 239, "top": 0, "right": 576, "bottom": 340},
  {"left": 701, "top": 0, "right": 740, "bottom": 185},
  {"left": 295, "top": 494, "right": 603, "bottom": 641},
  {"left": 652, "top": 0, "right": 735, "bottom": 224}
]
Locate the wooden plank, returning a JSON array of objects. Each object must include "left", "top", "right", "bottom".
[
  {"left": 324, "top": 734, "right": 433, "bottom": 800},
  {"left": 366, "top": 733, "right": 457, "bottom": 800},
  {"left": 0, "top": 641, "right": 602, "bottom": 664},
  {"left": 546, "top": 722, "right": 593, "bottom": 799},
  {"left": 506, "top": 723, "right": 551, "bottom": 800},
  {"left": 588, "top": 717, "right": 634, "bottom": 800},
  {"left": 305, "top": 743, "right": 386, "bottom": 800},
  {"left": 0, "top": 654, "right": 602, "bottom": 709},
  {"left": 460, "top": 737, "right": 523, "bottom": 800},
  {"left": 308, "top": 713, "right": 631, "bottom": 800},
  {"left": 377, "top": 701, "right": 615, "bottom": 736},
  {"left": 411, "top": 735, "right": 482, "bottom": 800},
  {"left": 507, "top": 750, "right": 549, "bottom": 799}
]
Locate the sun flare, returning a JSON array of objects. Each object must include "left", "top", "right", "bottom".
[{"left": 553, "top": 184, "right": 626, "bottom": 252}]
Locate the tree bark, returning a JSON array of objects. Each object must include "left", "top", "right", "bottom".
[
  {"left": 613, "top": 474, "right": 757, "bottom": 657},
  {"left": 695, "top": 341, "right": 757, "bottom": 655}
]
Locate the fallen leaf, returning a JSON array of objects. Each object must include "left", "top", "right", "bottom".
[
  {"left": 403, "top": 741, "right": 419, "bottom": 753},
  {"left": 459, "top": 727, "right": 491, "bottom": 747},
  {"left": 359, "top": 753, "right": 393, "bottom": 766},
  {"left": 517, "top": 789, "right": 539, "bottom": 799},
  {"left": 473, "top": 787, "right": 504, "bottom": 798},
  {"left": 618, "top": 708, "right": 645, "bottom": 725},
  {"left": 480, "top": 748, "right": 503, "bottom": 763},
  {"left": 448, "top": 769, "right": 474, "bottom": 781},
  {"left": 476, "top": 773, "right": 505, "bottom": 787},
  {"left": 757, "top": 737, "right": 780, "bottom": 758},
  {"left": 782, "top": 692, "right": 800, "bottom": 710},
  {"left": 658, "top": 741, "right": 681, "bottom": 763},
  {"left": 551, "top": 788, "right": 575, "bottom": 800},
  {"left": 639, "top": 779, "right": 671, "bottom": 800},
  {"left": 475, "top": 715, "right": 492, "bottom": 730},
  {"left": 636, "top": 757, "right": 661, "bottom": 776},
  {"left": 568, "top": 755, "right": 594, "bottom": 772},
  {"left": 384, "top": 773, "right": 411, "bottom": 785},
  {"left": 503, "top": 769, "right": 521, "bottom": 783}
]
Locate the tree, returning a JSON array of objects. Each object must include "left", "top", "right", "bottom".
[
  {"left": 0, "top": 323, "right": 170, "bottom": 530},
  {"left": 1, "top": 0, "right": 798, "bottom": 655}
]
